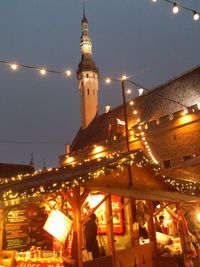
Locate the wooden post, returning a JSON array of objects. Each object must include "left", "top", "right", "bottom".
[
  {"left": 147, "top": 201, "right": 159, "bottom": 267},
  {"left": 0, "top": 209, "right": 3, "bottom": 250},
  {"left": 105, "top": 195, "right": 115, "bottom": 266},
  {"left": 72, "top": 187, "right": 83, "bottom": 267},
  {"left": 128, "top": 200, "right": 140, "bottom": 246}
]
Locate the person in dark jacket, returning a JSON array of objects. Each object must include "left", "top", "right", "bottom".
[{"left": 85, "top": 213, "right": 99, "bottom": 259}]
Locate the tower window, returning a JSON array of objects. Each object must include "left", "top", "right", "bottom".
[
  {"left": 183, "top": 155, "right": 192, "bottom": 161},
  {"left": 93, "top": 90, "right": 95, "bottom": 95},
  {"left": 86, "top": 74, "right": 89, "bottom": 78},
  {"left": 163, "top": 160, "right": 171, "bottom": 169},
  {"left": 87, "top": 89, "right": 90, "bottom": 95}
]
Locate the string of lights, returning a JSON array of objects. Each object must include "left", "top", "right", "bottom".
[
  {"left": 151, "top": 0, "right": 200, "bottom": 21},
  {"left": 0, "top": 59, "right": 72, "bottom": 77},
  {"left": 163, "top": 176, "right": 200, "bottom": 196},
  {"left": 125, "top": 92, "right": 159, "bottom": 164},
  {"left": 0, "top": 58, "right": 194, "bottom": 110},
  {"left": 104, "top": 75, "right": 189, "bottom": 109}
]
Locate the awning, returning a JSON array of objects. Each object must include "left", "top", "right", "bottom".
[
  {"left": 158, "top": 156, "right": 200, "bottom": 183},
  {"left": 86, "top": 185, "right": 200, "bottom": 202}
]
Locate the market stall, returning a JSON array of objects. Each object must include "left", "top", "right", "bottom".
[{"left": 154, "top": 202, "right": 200, "bottom": 267}]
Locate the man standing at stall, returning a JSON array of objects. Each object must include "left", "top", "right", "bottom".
[{"left": 85, "top": 213, "right": 99, "bottom": 259}]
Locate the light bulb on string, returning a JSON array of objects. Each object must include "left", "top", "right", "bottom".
[
  {"left": 172, "top": 3, "right": 179, "bottom": 14},
  {"left": 126, "top": 89, "right": 132, "bottom": 95},
  {"left": 105, "top": 78, "right": 111, "bottom": 84},
  {"left": 65, "top": 69, "right": 72, "bottom": 77},
  {"left": 121, "top": 75, "right": 127, "bottom": 81},
  {"left": 10, "top": 63, "right": 18, "bottom": 70},
  {"left": 129, "top": 101, "right": 134, "bottom": 106},
  {"left": 39, "top": 68, "right": 47, "bottom": 75},
  {"left": 193, "top": 11, "right": 199, "bottom": 21}
]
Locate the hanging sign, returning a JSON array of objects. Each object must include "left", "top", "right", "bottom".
[{"left": 43, "top": 210, "right": 72, "bottom": 243}]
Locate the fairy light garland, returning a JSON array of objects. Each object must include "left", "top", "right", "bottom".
[
  {"left": 0, "top": 150, "right": 159, "bottom": 202},
  {"left": 150, "top": 0, "right": 200, "bottom": 21},
  {"left": 126, "top": 93, "right": 159, "bottom": 165},
  {"left": 163, "top": 176, "right": 200, "bottom": 196}
]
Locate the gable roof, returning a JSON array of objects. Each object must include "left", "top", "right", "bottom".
[
  {"left": 71, "top": 65, "right": 200, "bottom": 152},
  {"left": 0, "top": 163, "right": 34, "bottom": 178}
]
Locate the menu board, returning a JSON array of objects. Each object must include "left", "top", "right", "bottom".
[
  {"left": 3, "top": 205, "right": 52, "bottom": 251},
  {"left": 3, "top": 208, "right": 30, "bottom": 250}
]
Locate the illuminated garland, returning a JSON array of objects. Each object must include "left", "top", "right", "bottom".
[
  {"left": 163, "top": 176, "right": 200, "bottom": 196},
  {"left": 126, "top": 96, "right": 159, "bottom": 164},
  {"left": 0, "top": 150, "right": 159, "bottom": 202}
]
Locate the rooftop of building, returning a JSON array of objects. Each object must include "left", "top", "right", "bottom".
[
  {"left": 71, "top": 65, "right": 200, "bottom": 152},
  {"left": 0, "top": 162, "right": 34, "bottom": 178}
]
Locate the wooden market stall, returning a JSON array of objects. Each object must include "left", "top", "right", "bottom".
[{"left": 0, "top": 151, "right": 199, "bottom": 267}]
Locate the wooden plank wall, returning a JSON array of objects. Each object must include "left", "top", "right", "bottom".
[{"left": 115, "top": 242, "right": 156, "bottom": 267}]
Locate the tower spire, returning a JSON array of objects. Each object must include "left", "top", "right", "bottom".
[
  {"left": 77, "top": 9, "right": 99, "bottom": 129},
  {"left": 77, "top": 5, "right": 98, "bottom": 73}
]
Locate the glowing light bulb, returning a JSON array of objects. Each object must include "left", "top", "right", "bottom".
[
  {"left": 197, "top": 213, "right": 200, "bottom": 222},
  {"left": 65, "top": 69, "right": 72, "bottom": 76},
  {"left": 126, "top": 89, "right": 131, "bottom": 94},
  {"left": 10, "top": 64, "right": 18, "bottom": 70},
  {"left": 172, "top": 3, "right": 179, "bottom": 14},
  {"left": 40, "top": 68, "right": 47, "bottom": 75},
  {"left": 105, "top": 78, "right": 111, "bottom": 84},
  {"left": 133, "top": 110, "right": 137, "bottom": 115},
  {"left": 121, "top": 75, "right": 127, "bottom": 81},
  {"left": 193, "top": 12, "right": 199, "bottom": 21},
  {"left": 129, "top": 101, "right": 134, "bottom": 106},
  {"left": 152, "top": 0, "right": 157, "bottom": 2}
]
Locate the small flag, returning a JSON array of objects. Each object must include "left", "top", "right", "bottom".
[{"left": 117, "top": 118, "right": 126, "bottom": 125}]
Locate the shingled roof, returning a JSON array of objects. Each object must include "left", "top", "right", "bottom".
[{"left": 71, "top": 65, "right": 200, "bottom": 152}]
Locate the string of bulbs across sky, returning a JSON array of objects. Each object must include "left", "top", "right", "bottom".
[
  {"left": 151, "top": 0, "right": 200, "bottom": 21},
  {"left": 0, "top": 59, "right": 190, "bottom": 110}
]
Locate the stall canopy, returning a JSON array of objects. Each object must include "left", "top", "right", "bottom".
[
  {"left": 86, "top": 185, "right": 200, "bottom": 203},
  {"left": 158, "top": 155, "right": 200, "bottom": 183},
  {"left": 0, "top": 151, "right": 199, "bottom": 208}
]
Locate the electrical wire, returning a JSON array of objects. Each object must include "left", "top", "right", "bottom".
[
  {"left": 126, "top": 78, "right": 188, "bottom": 108},
  {"left": 0, "top": 141, "right": 65, "bottom": 144}
]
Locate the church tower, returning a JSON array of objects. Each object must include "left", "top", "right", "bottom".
[{"left": 77, "top": 8, "right": 99, "bottom": 129}]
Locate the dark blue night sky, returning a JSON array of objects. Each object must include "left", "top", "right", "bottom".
[{"left": 0, "top": 0, "right": 199, "bottom": 169}]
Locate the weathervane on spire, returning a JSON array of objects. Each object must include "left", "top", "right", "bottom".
[
  {"left": 82, "top": 1, "right": 86, "bottom": 18},
  {"left": 81, "top": 0, "right": 88, "bottom": 23}
]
